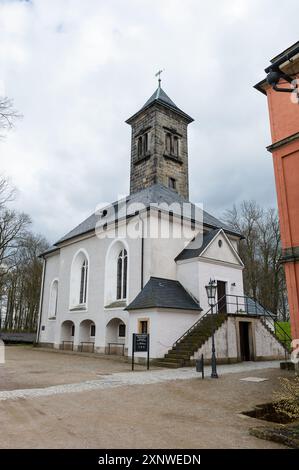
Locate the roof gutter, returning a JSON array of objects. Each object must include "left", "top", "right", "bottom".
[
  {"left": 255, "top": 43, "right": 299, "bottom": 96},
  {"left": 264, "top": 44, "right": 299, "bottom": 73}
]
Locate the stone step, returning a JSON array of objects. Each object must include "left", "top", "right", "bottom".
[
  {"left": 159, "top": 313, "right": 228, "bottom": 368},
  {"left": 154, "top": 361, "right": 182, "bottom": 368},
  {"left": 164, "top": 355, "right": 188, "bottom": 362}
]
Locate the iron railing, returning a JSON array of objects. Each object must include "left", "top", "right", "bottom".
[
  {"left": 173, "top": 294, "right": 292, "bottom": 358},
  {"left": 172, "top": 295, "right": 226, "bottom": 349}
]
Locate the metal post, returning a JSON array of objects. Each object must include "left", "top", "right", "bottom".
[
  {"left": 211, "top": 304, "right": 218, "bottom": 378},
  {"left": 132, "top": 334, "right": 135, "bottom": 371},
  {"left": 147, "top": 334, "right": 150, "bottom": 370}
]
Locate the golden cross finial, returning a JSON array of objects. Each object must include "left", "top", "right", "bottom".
[{"left": 155, "top": 69, "right": 164, "bottom": 87}]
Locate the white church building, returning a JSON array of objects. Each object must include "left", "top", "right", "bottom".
[{"left": 37, "top": 84, "right": 286, "bottom": 366}]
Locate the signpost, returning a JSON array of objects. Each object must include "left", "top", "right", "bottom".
[
  {"left": 132, "top": 333, "right": 150, "bottom": 371},
  {"left": 195, "top": 354, "right": 204, "bottom": 379}
]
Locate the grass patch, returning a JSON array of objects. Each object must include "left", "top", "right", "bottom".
[{"left": 275, "top": 322, "right": 291, "bottom": 349}]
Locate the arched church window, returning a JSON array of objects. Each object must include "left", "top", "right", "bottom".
[
  {"left": 116, "top": 249, "right": 127, "bottom": 300},
  {"left": 79, "top": 260, "right": 88, "bottom": 304},
  {"left": 165, "top": 133, "right": 171, "bottom": 154},
  {"left": 48, "top": 280, "right": 58, "bottom": 319},
  {"left": 69, "top": 250, "right": 89, "bottom": 309}
]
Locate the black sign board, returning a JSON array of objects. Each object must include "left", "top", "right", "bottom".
[
  {"left": 132, "top": 333, "right": 150, "bottom": 371},
  {"left": 133, "top": 333, "right": 148, "bottom": 352}
]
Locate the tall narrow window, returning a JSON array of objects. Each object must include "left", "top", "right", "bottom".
[
  {"left": 139, "top": 320, "right": 148, "bottom": 334},
  {"left": 116, "top": 249, "right": 128, "bottom": 300},
  {"left": 79, "top": 260, "right": 88, "bottom": 304},
  {"left": 169, "top": 177, "right": 176, "bottom": 190},
  {"left": 119, "top": 323, "right": 126, "bottom": 337},
  {"left": 165, "top": 133, "right": 171, "bottom": 154},
  {"left": 49, "top": 280, "right": 58, "bottom": 319},
  {"left": 137, "top": 136, "right": 143, "bottom": 157},
  {"left": 173, "top": 136, "right": 179, "bottom": 156},
  {"left": 143, "top": 133, "right": 148, "bottom": 154},
  {"left": 90, "top": 324, "right": 96, "bottom": 337}
]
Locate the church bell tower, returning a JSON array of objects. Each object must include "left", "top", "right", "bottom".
[{"left": 126, "top": 81, "right": 194, "bottom": 200}]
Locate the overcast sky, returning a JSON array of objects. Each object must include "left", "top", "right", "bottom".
[{"left": 0, "top": 0, "right": 298, "bottom": 244}]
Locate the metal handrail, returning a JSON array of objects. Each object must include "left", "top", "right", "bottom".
[
  {"left": 173, "top": 295, "right": 226, "bottom": 348},
  {"left": 224, "top": 294, "right": 292, "bottom": 344},
  {"left": 224, "top": 294, "right": 292, "bottom": 356},
  {"left": 172, "top": 294, "right": 292, "bottom": 353}
]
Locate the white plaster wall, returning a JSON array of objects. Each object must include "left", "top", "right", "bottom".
[
  {"left": 127, "top": 308, "right": 200, "bottom": 359},
  {"left": 40, "top": 224, "right": 143, "bottom": 351},
  {"left": 39, "top": 211, "right": 244, "bottom": 358},
  {"left": 192, "top": 316, "right": 286, "bottom": 361},
  {"left": 192, "top": 316, "right": 238, "bottom": 360},
  {"left": 202, "top": 232, "right": 241, "bottom": 265},
  {"left": 144, "top": 212, "right": 197, "bottom": 283},
  {"left": 197, "top": 261, "right": 244, "bottom": 314},
  {"left": 255, "top": 320, "right": 286, "bottom": 358},
  {"left": 177, "top": 259, "right": 244, "bottom": 314},
  {"left": 176, "top": 260, "right": 199, "bottom": 301},
  {"left": 39, "top": 253, "right": 61, "bottom": 345}
]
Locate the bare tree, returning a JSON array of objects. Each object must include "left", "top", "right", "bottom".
[
  {"left": 0, "top": 97, "right": 21, "bottom": 138},
  {"left": 0, "top": 175, "right": 16, "bottom": 209},
  {"left": 0, "top": 176, "right": 31, "bottom": 281},
  {"left": 3, "top": 232, "right": 49, "bottom": 331},
  {"left": 224, "top": 200, "right": 288, "bottom": 319}
]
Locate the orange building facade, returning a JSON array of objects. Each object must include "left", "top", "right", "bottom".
[{"left": 255, "top": 42, "right": 299, "bottom": 340}]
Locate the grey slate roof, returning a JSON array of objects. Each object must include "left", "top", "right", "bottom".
[
  {"left": 39, "top": 245, "right": 60, "bottom": 257},
  {"left": 142, "top": 87, "right": 179, "bottom": 111},
  {"left": 125, "top": 276, "right": 202, "bottom": 311},
  {"left": 175, "top": 228, "right": 221, "bottom": 262},
  {"left": 126, "top": 86, "right": 194, "bottom": 123},
  {"left": 244, "top": 297, "right": 274, "bottom": 317},
  {"left": 54, "top": 183, "right": 241, "bottom": 247}
]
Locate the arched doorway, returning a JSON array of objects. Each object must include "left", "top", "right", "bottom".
[
  {"left": 105, "top": 318, "right": 126, "bottom": 355},
  {"left": 60, "top": 320, "right": 75, "bottom": 350},
  {"left": 79, "top": 319, "right": 96, "bottom": 352}
]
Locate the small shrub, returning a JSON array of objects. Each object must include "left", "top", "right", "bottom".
[{"left": 273, "top": 376, "right": 299, "bottom": 420}]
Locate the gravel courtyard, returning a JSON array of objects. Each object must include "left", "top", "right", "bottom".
[{"left": 0, "top": 346, "right": 292, "bottom": 449}]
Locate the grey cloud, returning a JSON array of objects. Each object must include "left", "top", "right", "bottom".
[{"left": 0, "top": 0, "right": 298, "bottom": 243}]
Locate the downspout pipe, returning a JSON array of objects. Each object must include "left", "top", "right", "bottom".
[
  {"left": 138, "top": 213, "right": 144, "bottom": 290},
  {"left": 35, "top": 257, "right": 46, "bottom": 345}
]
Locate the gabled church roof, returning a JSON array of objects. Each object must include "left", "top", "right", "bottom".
[
  {"left": 53, "top": 184, "right": 241, "bottom": 247},
  {"left": 126, "top": 86, "right": 194, "bottom": 123},
  {"left": 175, "top": 227, "right": 244, "bottom": 265},
  {"left": 125, "top": 276, "right": 202, "bottom": 311},
  {"left": 175, "top": 228, "right": 221, "bottom": 261}
]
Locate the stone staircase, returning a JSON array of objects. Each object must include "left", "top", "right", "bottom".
[
  {"left": 154, "top": 313, "right": 227, "bottom": 368},
  {"left": 260, "top": 317, "right": 291, "bottom": 354}
]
